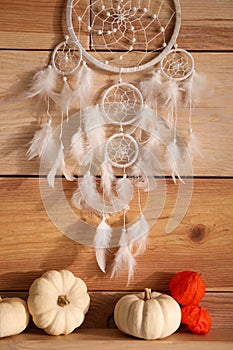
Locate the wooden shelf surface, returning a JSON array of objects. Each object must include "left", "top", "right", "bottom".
[{"left": 1, "top": 329, "right": 233, "bottom": 350}]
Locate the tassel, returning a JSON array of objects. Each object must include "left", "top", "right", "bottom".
[
  {"left": 188, "top": 131, "right": 203, "bottom": 158},
  {"left": 139, "top": 70, "right": 162, "bottom": 109},
  {"left": 70, "top": 127, "right": 88, "bottom": 165},
  {"left": 111, "top": 228, "right": 136, "bottom": 285},
  {"left": 27, "top": 121, "right": 53, "bottom": 160},
  {"left": 73, "top": 63, "right": 93, "bottom": 106},
  {"left": 47, "top": 143, "right": 74, "bottom": 187},
  {"left": 94, "top": 217, "right": 112, "bottom": 273},
  {"left": 166, "top": 140, "right": 184, "bottom": 184},
  {"left": 127, "top": 213, "right": 150, "bottom": 256},
  {"left": 26, "top": 65, "right": 57, "bottom": 100},
  {"left": 116, "top": 175, "right": 133, "bottom": 205},
  {"left": 101, "top": 161, "right": 115, "bottom": 198}
]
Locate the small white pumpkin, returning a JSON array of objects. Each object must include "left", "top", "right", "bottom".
[
  {"left": 0, "top": 296, "right": 30, "bottom": 338},
  {"left": 114, "top": 288, "right": 181, "bottom": 340},
  {"left": 27, "top": 270, "right": 90, "bottom": 335}
]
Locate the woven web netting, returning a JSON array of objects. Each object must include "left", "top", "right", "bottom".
[{"left": 67, "top": 0, "right": 179, "bottom": 71}]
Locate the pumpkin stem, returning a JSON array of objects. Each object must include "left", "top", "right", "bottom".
[
  {"left": 57, "top": 295, "right": 70, "bottom": 307},
  {"left": 144, "top": 288, "right": 152, "bottom": 300}
]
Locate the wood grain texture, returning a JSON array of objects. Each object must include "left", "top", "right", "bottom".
[
  {"left": 1, "top": 291, "right": 233, "bottom": 329},
  {"left": 0, "top": 0, "right": 232, "bottom": 50},
  {"left": 0, "top": 51, "right": 233, "bottom": 176},
  {"left": 0, "top": 329, "right": 233, "bottom": 350},
  {"left": 0, "top": 177, "right": 232, "bottom": 290}
]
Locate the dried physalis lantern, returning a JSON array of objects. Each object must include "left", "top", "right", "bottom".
[
  {"left": 181, "top": 305, "right": 212, "bottom": 335},
  {"left": 169, "top": 270, "right": 206, "bottom": 305}
]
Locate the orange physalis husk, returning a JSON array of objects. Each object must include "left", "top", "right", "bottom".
[
  {"left": 181, "top": 304, "right": 212, "bottom": 335},
  {"left": 169, "top": 270, "right": 206, "bottom": 305}
]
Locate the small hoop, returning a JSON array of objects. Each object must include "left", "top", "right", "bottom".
[
  {"left": 160, "top": 48, "right": 195, "bottom": 81},
  {"left": 51, "top": 40, "right": 82, "bottom": 75},
  {"left": 102, "top": 83, "right": 144, "bottom": 125},
  {"left": 105, "top": 133, "right": 139, "bottom": 168}
]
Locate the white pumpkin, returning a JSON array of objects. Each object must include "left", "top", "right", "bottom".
[
  {"left": 27, "top": 270, "right": 90, "bottom": 335},
  {"left": 114, "top": 288, "right": 181, "bottom": 340},
  {"left": 0, "top": 296, "right": 30, "bottom": 338}
]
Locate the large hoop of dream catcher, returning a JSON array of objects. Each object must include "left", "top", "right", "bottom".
[{"left": 66, "top": 0, "right": 181, "bottom": 73}]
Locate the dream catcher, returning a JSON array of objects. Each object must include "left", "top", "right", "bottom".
[{"left": 26, "top": 0, "right": 203, "bottom": 284}]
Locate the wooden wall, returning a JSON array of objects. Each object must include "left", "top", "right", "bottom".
[{"left": 0, "top": 0, "right": 233, "bottom": 330}]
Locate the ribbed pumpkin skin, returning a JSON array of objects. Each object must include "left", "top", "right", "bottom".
[
  {"left": 28, "top": 270, "right": 90, "bottom": 335},
  {"left": 0, "top": 297, "right": 30, "bottom": 338},
  {"left": 114, "top": 290, "right": 181, "bottom": 340},
  {"left": 169, "top": 271, "right": 206, "bottom": 305}
]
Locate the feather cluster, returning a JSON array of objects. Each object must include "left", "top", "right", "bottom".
[{"left": 111, "top": 213, "right": 150, "bottom": 284}]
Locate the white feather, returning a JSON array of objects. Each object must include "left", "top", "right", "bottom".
[
  {"left": 188, "top": 132, "right": 203, "bottom": 158},
  {"left": 163, "top": 79, "right": 181, "bottom": 126},
  {"left": 137, "top": 106, "right": 158, "bottom": 141},
  {"left": 166, "top": 141, "right": 184, "bottom": 184},
  {"left": 111, "top": 228, "right": 136, "bottom": 285},
  {"left": 94, "top": 218, "right": 112, "bottom": 273},
  {"left": 73, "top": 64, "right": 93, "bottom": 106},
  {"left": 127, "top": 213, "right": 150, "bottom": 256},
  {"left": 84, "top": 105, "right": 105, "bottom": 148},
  {"left": 47, "top": 144, "right": 74, "bottom": 187},
  {"left": 58, "top": 79, "right": 73, "bottom": 117},
  {"left": 79, "top": 171, "right": 105, "bottom": 212},
  {"left": 139, "top": 70, "right": 162, "bottom": 109},
  {"left": 26, "top": 66, "right": 57, "bottom": 100},
  {"left": 101, "top": 161, "right": 115, "bottom": 198},
  {"left": 116, "top": 176, "right": 133, "bottom": 205},
  {"left": 70, "top": 128, "right": 88, "bottom": 164},
  {"left": 47, "top": 144, "right": 64, "bottom": 188},
  {"left": 27, "top": 121, "right": 53, "bottom": 160},
  {"left": 183, "top": 72, "right": 207, "bottom": 106},
  {"left": 71, "top": 186, "right": 83, "bottom": 210}
]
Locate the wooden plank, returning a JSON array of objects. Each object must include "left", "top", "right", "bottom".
[
  {"left": 0, "top": 178, "right": 232, "bottom": 290},
  {"left": 0, "top": 51, "right": 232, "bottom": 176},
  {"left": 0, "top": 291, "right": 233, "bottom": 330},
  {"left": 0, "top": 329, "right": 233, "bottom": 350},
  {"left": 0, "top": 1, "right": 232, "bottom": 50}
]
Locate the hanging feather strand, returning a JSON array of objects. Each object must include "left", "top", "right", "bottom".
[
  {"left": 139, "top": 70, "right": 162, "bottom": 110},
  {"left": 101, "top": 160, "right": 115, "bottom": 198},
  {"left": 73, "top": 63, "right": 93, "bottom": 106},
  {"left": 94, "top": 217, "right": 112, "bottom": 273},
  {"left": 188, "top": 131, "right": 203, "bottom": 158},
  {"left": 127, "top": 213, "right": 150, "bottom": 256},
  {"left": 70, "top": 127, "right": 88, "bottom": 165},
  {"left": 111, "top": 228, "right": 136, "bottom": 285},
  {"left": 116, "top": 175, "right": 133, "bottom": 205},
  {"left": 26, "top": 65, "right": 57, "bottom": 100},
  {"left": 47, "top": 143, "right": 74, "bottom": 187},
  {"left": 166, "top": 141, "right": 184, "bottom": 184},
  {"left": 27, "top": 121, "right": 53, "bottom": 160}
]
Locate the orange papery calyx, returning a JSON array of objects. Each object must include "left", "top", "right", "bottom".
[
  {"left": 169, "top": 270, "right": 206, "bottom": 305},
  {"left": 181, "top": 304, "right": 212, "bottom": 335}
]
